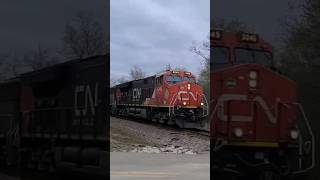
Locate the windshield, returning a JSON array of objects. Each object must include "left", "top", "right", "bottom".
[
  {"left": 211, "top": 47, "right": 230, "bottom": 64},
  {"left": 183, "top": 77, "right": 196, "bottom": 83},
  {"left": 235, "top": 48, "right": 273, "bottom": 66},
  {"left": 166, "top": 75, "right": 182, "bottom": 84}
]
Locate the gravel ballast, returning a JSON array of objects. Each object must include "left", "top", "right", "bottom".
[{"left": 110, "top": 116, "right": 210, "bottom": 154}]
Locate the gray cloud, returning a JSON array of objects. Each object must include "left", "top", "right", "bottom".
[{"left": 111, "top": 0, "right": 209, "bottom": 81}]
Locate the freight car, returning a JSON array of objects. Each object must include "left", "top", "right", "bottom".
[
  {"left": 0, "top": 55, "right": 108, "bottom": 178},
  {"left": 210, "top": 30, "right": 315, "bottom": 179},
  {"left": 110, "top": 69, "right": 208, "bottom": 129}
]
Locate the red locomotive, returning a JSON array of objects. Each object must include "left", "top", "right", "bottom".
[
  {"left": 110, "top": 69, "right": 208, "bottom": 128},
  {"left": 210, "top": 29, "right": 315, "bottom": 178}
]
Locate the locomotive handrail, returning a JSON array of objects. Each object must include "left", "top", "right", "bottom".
[
  {"left": 210, "top": 100, "right": 227, "bottom": 151},
  {"left": 6, "top": 115, "right": 14, "bottom": 146},
  {"left": 282, "top": 102, "right": 315, "bottom": 174},
  {"left": 201, "top": 94, "right": 209, "bottom": 117},
  {"left": 168, "top": 91, "right": 180, "bottom": 116},
  {"left": 209, "top": 99, "right": 219, "bottom": 124}
]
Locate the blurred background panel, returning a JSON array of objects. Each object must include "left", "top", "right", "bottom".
[
  {"left": 211, "top": 0, "right": 320, "bottom": 179},
  {"left": 0, "top": 0, "right": 109, "bottom": 179}
]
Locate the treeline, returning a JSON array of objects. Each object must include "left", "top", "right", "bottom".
[
  {"left": 279, "top": 1, "right": 320, "bottom": 178},
  {"left": 279, "top": 0, "right": 320, "bottom": 109}
]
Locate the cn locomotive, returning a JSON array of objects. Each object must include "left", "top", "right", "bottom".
[
  {"left": 210, "top": 29, "right": 315, "bottom": 179},
  {"left": 110, "top": 69, "right": 208, "bottom": 129},
  {"left": 0, "top": 55, "right": 108, "bottom": 178}
]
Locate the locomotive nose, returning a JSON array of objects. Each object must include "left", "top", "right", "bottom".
[{"left": 177, "top": 82, "right": 202, "bottom": 107}]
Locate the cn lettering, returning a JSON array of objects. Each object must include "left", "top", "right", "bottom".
[{"left": 74, "top": 83, "right": 99, "bottom": 116}]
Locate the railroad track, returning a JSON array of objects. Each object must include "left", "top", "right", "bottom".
[{"left": 184, "top": 129, "right": 209, "bottom": 137}]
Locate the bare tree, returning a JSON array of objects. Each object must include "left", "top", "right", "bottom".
[
  {"left": 191, "top": 18, "right": 252, "bottom": 64},
  {"left": 60, "top": 12, "right": 107, "bottom": 59},
  {"left": 0, "top": 53, "right": 9, "bottom": 81},
  {"left": 165, "top": 64, "right": 172, "bottom": 71},
  {"left": 110, "top": 77, "right": 128, "bottom": 86},
  {"left": 117, "top": 77, "right": 129, "bottom": 84},
  {"left": 189, "top": 35, "right": 210, "bottom": 98},
  {"left": 130, "top": 65, "right": 146, "bottom": 80},
  {"left": 5, "top": 53, "right": 21, "bottom": 77},
  {"left": 23, "top": 44, "right": 60, "bottom": 71},
  {"left": 212, "top": 18, "right": 254, "bottom": 32},
  {"left": 280, "top": 0, "right": 320, "bottom": 72},
  {"left": 0, "top": 51, "right": 25, "bottom": 79}
]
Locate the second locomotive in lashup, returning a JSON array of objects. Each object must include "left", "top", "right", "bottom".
[{"left": 110, "top": 69, "right": 208, "bottom": 129}]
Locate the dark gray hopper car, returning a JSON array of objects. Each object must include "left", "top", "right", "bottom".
[
  {"left": 110, "top": 76, "right": 155, "bottom": 118},
  {"left": 111, "top": 76, "right": 155, "bottom": 105},
  {"left": 0, "top": 55, "right": 108, "bottom": 178}
]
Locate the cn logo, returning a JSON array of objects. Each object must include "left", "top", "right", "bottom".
[
  {"left": 132, "top": 88, "right": 141, "bottom": 102},
  {"left": 216, "top": 94, "right": 278, "bottom": 124},
  {"left": 74, "top": 83, "right": 99, "bottom": 117}
]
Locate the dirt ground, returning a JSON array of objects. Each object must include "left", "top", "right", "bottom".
[
  {"left": 110, "top": 125, "right": 157, "bottom": 152},
  {"left": 110, "top": 116, "right": 209, "bottom": 154}
]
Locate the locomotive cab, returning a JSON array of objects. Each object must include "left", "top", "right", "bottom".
[{"left": 211, "top": 30, "right": 275, "bottom": 70}]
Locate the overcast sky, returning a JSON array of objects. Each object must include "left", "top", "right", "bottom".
[
  {"left": 0, "top": 0, "right": 107, "bottom": 56},
  {"left": 110, "top": 0, "right": 210, "bottom": 82}
]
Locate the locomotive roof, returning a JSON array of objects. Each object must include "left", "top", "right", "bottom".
[
  {"left": 0, "top": 54, "right": 109, "bottom": 87},
  {"left": 21, "top": 54, "right": 108, "bottom": 77},
  {"left": 19, "top": 54, "right": 108, "bottom": 84},
  {"left": 0, "top": 77, "right": 21, "bottom": 86},
  {"left": 111, "top": 69, "right": 196, "bottom": 89},
  {"left": 112, "top": 75, "right": 154, "bottom": 89}
]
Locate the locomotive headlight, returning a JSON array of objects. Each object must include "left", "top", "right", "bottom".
[
  {"left": 249, "top": 71, "right": 257, "bottom": 79},
  {"left": 290, "top": 129, "right": 299, "bottom": 139},
  {"left": 183, "top": 102, "right": 187, "bottom": 106},
  {"left": 249, "top": 80, "right": 257, "bottom": 88},
  {"left": 187, "top": 84, "right": 191, "bottom": 90},
  {"left": 234, "top": 128, "right": 243, "bottom": 137},
  {"left": 201, "top": 102, "right": 204, "bottom": 106}
]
